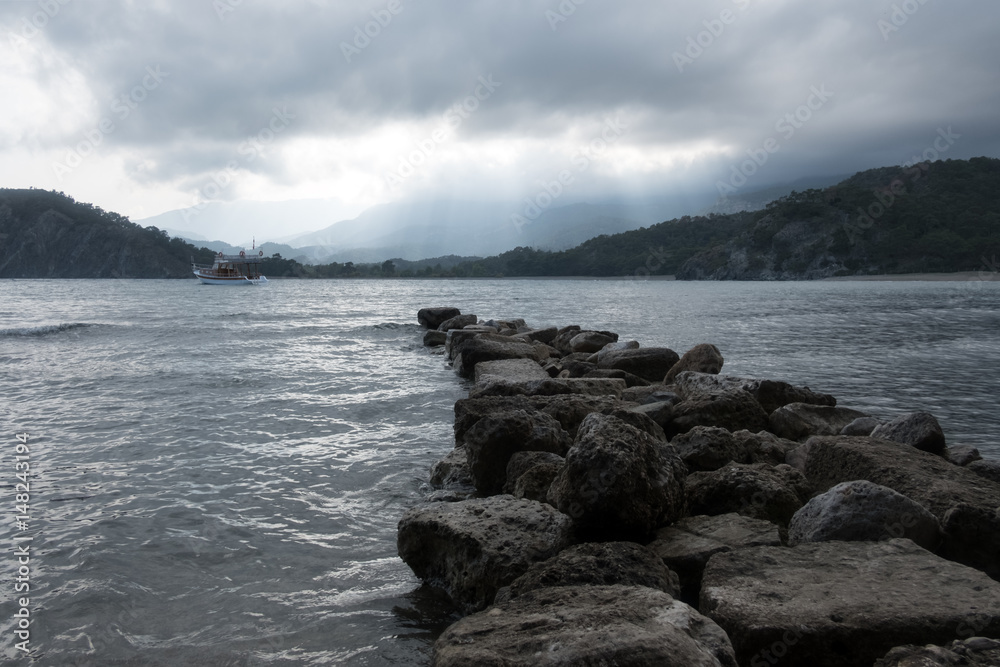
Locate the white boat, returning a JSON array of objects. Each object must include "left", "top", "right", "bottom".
[{"left": 192, "top": 250, "right": 268, "bottom": 285}]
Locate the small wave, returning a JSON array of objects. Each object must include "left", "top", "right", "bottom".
[
  {"left": 370, "top": 322, "right": 421, "bottom": 331},
  {"left": 0, "top": 323, "right": 97, "bottom": 337}
]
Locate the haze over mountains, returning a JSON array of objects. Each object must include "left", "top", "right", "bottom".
[{"left": 136, "top": 175, "right": 846, "bottom": 264}]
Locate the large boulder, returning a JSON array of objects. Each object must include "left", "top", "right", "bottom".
[
  {"left": 511, "top": 326, "right": 558, "bottom": 345},
  {"left": 733, "top": 429, "right": 800, "bottom": 465},
  {"left": 768, "top": 402, "right": 870, "bottom": 441},
  {"left": 671, "top": 372, "right": 836, "bottom": 415},
  {"left": 473, "top": 358, "right": 549, "bottom": 391},
  {"left": 788, "top": 480, "right": 942, "bottom": 550},
  {"left": 469, "top": 377, "right": 626, "bottom": 400},
  {"left": 583, "top": 368, "right": 651, "bottom": 387},
  {"left": 464, "top": 410, "right": 571, "bottom": 495},
  {"left": 597, "top": 347, "right": 681, "bottom": 383},
  {"left": 429, "top": 446, "right": 475, "bottom": 491},
  {"left": 453, "top": 334, "right": 544, "bottom": 378},
  {"left": 671, "top": 426, "right": 744, "bottom": 472},
  {"left": 667, "top": 392, "right": 770, "bottom": 438},
  {"left": 418, "top": 307, "right": 461, "bottom": 329},
  {"left": 550, "top": 325, "right": 582, "bottom": 354},
  {"left": 685, "top": 463, "right": 808, "bottom": 526},
  {"left": 423, "top": 330, "right": 447, "bottom": 347},
  {"left": 503, "top": 450, "right": 565, "bottom": 494},
  {"left": 494, "top": 541, "right": 681, "bottom": 604},
  {"left": 445, "top": 328, "right": 485, "bottom": 360},
  {"left": 871, "top": 411, "right": 947, "bottom": 455},
  {"left": 648, "top": 513, "right": 781, "bottom": 604},
  {"left": 802, "top": 436, "right": 1000, "bottom": 577},
  {"left": 548, "top": 413, "right": 688, "bottom": 541},
  {"left": 700, "top": 539, "right": 1000, "bottom": 667},
  {"left": 968, "top": 459, "right": 1000, "bottom": 484},
  {"left": 665, "top": 344, "right": 724, "bottom": 383},
  {"left": 751, "top": 379, "right": 837, "bottom": 414},
  {"left": 437, "top": 313, "right": 478, "bottom": 331},
  {"left": 875, "top": 637, "right": 1000, "bottom": 667},
  {"left": 434, "top": 585, "right": 737, "bottom": 667},
  {"left": 454, "top": 394, "right": 623, "bottom": 445},
  {"left": 568, "top": 330, "right": 619, "bottom": 354},
  {"left": 397, "top": 496, "right": 573, "bottom": 612},
  {"left": 512, "top": 462, "right": 562, "bottom": 504}
]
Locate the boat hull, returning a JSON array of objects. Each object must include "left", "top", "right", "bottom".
[{"left": 193, "top": 271, "right": 268, "bottom": 285}]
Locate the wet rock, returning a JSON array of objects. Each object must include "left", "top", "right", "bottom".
[
  {"left": 430, "top": 446, "right": 475, "bottom": 490},
  {"left": 733, "top": 429, "right": 800, "bottom": 465},
  {"left": 494, "top": 542, "right": 681, "bottom": 604},
  {"left": 434, "top": 585, "right": 737, "bottom": 667},
  {"left": 672, "top": 426, "right": 744, "bottom": 472},
  {"left": 422, "top": 330, "right": 447, "bottom": 347},
  {"left": 569, "top": 330, "right": 619, "bottom": 354},
  {"left": 871, "top": 411, "right": 947, "bottom": 455},
  {"left": 418, "top": 307, "right": 461, "bottom": 329},
  {"left": 397, "top": 496, "right": 573, "bottom": 613},
  {"left": 648, "top": 513, "right": 781, "bottom": 604},
  {"left": 802, "top": 436, "right": 1000, "bottom": 577},
  {"left": 512, "top": 462, "right": 562, "bottom": 504},
  {"left": 597, "top": 347, "right": 681, "bottom": 383},
  {"left": 841, "top": 416, "right": 881, "bottom": 436},
  {"left": 502, "top": 450, "right": 565, "bottom": 494},
  {"left": 437, "top": 313, "right": 477, "bottom": 331},
  {"left": 788, "top": 480, "right": 942, "bottom": 550},
  {"left": 665, "top": 343, "right": 724, "bottom": 383},
  {"left": 667, "top": 392, "right": 770, "bottom": 438},
  {"left": 768, "top": 402, "right": 870, "bottom": 441},
  {"left": 473, "top": 358, "right": 548, "bottom": 387},
  {"left": 875, "top": 637, "right": 1000, "bottom": 667},
  {"left": 464, "top": 409, "right": 571, "bottom": 495},
  {"left": 548, "top": 413, "right": 687, "bottom": 541},
  {"left": 583, "top": 368, "right": 651, "bottom": 387},
  {"left": 948, "top": 445, "right": 982, "bottom": 466},
  {"left": 452, "top": 334, "right": 544, "bottom": 378},
  {"left": 700, "top": 539, "right": 1000, "bottom": 667},
  {"left": 685, "top": 463, "right": 808, "bottom": 526},
  {"left": 444, "top": 328, "right": 484, "bottom": 359},
  {"left": 967, "top": 459, "right": 1000, "bottom": 484}
]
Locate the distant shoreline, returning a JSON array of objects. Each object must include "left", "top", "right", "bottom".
[{"left": 822, "top": 271, "right": 999, "bottom": 282}]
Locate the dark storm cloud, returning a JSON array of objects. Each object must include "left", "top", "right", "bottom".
[{"left": 3, "top": 0, "right": 999, "bottom": 200}]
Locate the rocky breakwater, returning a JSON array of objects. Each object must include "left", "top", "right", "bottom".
[{"left": 400, "top": 306, "right": 1000, "bottom": 666}]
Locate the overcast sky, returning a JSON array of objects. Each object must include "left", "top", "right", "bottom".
[{"left": 2, "top": 0, "right": 998, "bottom": 232}]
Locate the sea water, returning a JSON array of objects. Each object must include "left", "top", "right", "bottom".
[{"left": 1, "top": 278, "right": 998, "bottom": 665}]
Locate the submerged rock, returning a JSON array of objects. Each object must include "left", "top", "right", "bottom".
[
  {"left": 434, "top": 585, "right": 737, "bottom": 667},
  {"left": 397, "top": 496, "right": 573, "bottom": 612},
  {"left": 700, "top": 539, "right": 1000, "bottom": 667}
]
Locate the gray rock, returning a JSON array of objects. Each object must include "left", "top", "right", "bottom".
[
  {"left": 512, "top": 462, "right": 562, "bottom": 504},
  {"left": 597, "top": 347, "right": 681, "bottom": 383},
  {"left": 430, "top": 446, "right": 475, "bottom": 490},
  {"left": 550, "top": 325, "right": 582, "bottom": 354},
  {"left": 548, "top": 413, "right": 688, "bottom": 541},
  {"left": 468, "top": 377, "right": 627, "bottom": 400},
  {"left": 671, "top": 373, "right": 836, "bottom": 415},
  {"left": 700, "top": 539, "right": 1000, "bottom": 667},
  {"left": 870, "top": 411, "right": 947, "bottom": 455},
  {"left": 437, "top": 313, "right": 477, "bottom": 331},
  {"left": 452, "top": 334, "right": 544, "bottom": 378},
  {"left": 672, "top": 426, "right": 744, "bottom": 472},
  {"left": 788, "top": 480, "right": 942, "bottom": 550},
  {"left": 628, "top": 400, "right": 675, "bottom": 428},
  {"left": 473, "top": 358, "right": 548, "bottom": 388},
  {"left": 397, "top": 496, "right": 573, "bottom": 612},
  {"left": 417, "top": 307, "right": 461, "bottom": 329},
  {"left": 768, "top": 402, "right": 870, "bottom": 441},
  {"left": 453, "top": 394, "right": 622, "bottom": 445},
  {"left": 875, "top": 637, "right": 1000, "bottom": 667},
  {"left": 569, "top": 330, "right": 619, "bottom": 354},
  {"left": 967, "top": 458, "right": 1000, "bottom": 484},
  {"left": 667, "top": 392, "right": 770, "bottom": 438},
  {"left": 422, "top": 330, "right": 447, "bottom": 347},
  {"left": 464, "top": 409, "right": 571, "bottom": 495},
  {"left": 503, "top": 450, "right": 565, "bottom": 495},
  {"left": 482, "top": 318, "right": 526, "bottom": 331},
  {"left": 600, "top": 406, "right": 668, "bottom": 443},
  {"left": 802, "top": 436, "right": 1000, "bottom": 577},
  {"left": 686, "top": 463, "right": 808, "bottom": 526},
  {"left": 444, "top": 328, "right": 484, "bottom": 359},
  {"left": 648, "top": 513, "right": 781, "bottom": 604},
  {"left": 665, "top": 343, "right": 724, "bottom": 383},
  {"left": 948, "top": 445, "right": 982, "bottom": 466},
  {"left": 434, "top": 585, "right": 737, "bottom": 667},
  {"left": 424, "top": 489, "right": 475, "bottom": 503},
  {"left": 495, "top": 541, "right": 681, "bottom": 604},
  {"left": 733, "top": 429, "right": 800, "bottom": 465},
  {"left": 841, "top": 416, "right": 881, "bottom": 436},
  {"left": 510, "top": 326, "right": 557, "bottom": 345},
  {"left": 583, "top": 367, "right": 651, "bottom": 387},
  {"left": 750, "top": 378, "right": 837, "bottom": 414},
  {"left": 623, "top": 385, "right": 679, "bottom": 405}
]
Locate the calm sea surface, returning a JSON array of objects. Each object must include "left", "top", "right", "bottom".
[{"left": 1, "top": 278, "right": 999, "bottom": 665}]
